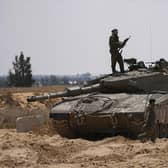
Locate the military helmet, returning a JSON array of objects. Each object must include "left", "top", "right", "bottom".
[{"left": 111, "top": 29, "right": 118, "bottom": 33}]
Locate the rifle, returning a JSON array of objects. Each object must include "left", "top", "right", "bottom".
[
  {"left": 125, "top": 36, "right": 131, "bottom": 43},
  {"left": 120, "top": 35, "right": 131, "bottom": 50}
]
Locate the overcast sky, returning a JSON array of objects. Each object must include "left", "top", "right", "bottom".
[{"left": 1, "top": 0, "right": 168, "bottom": 75}]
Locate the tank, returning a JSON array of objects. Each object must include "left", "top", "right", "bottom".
[{"left": 27, "top": 58, "right": 168, "bottom": 138}]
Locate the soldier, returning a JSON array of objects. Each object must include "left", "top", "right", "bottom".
[
  {"left": 139, "top": 98, "right": 157, "bottom": 142},
  {"left": 109, "top": 29, "right": 130, "bottom": 73}
]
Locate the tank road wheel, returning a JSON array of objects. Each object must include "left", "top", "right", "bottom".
[{"left": 52, "top": 119, "right": 77, "bottom": 138}]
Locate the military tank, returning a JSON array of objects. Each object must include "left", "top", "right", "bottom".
[{"left": 27, "top": 59, "right": 168, "bottom": 138}]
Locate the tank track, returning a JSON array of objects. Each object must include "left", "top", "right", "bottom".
[{"left": 52, "top": 120, "right": 77, "bottom": 138}]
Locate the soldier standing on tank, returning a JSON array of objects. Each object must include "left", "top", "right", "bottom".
[
  {"left": 109, "top": 29, "right": 130, "bottom": 73},
  {"left": 139, "top": 98, "right": 157, "bottom": 142}
]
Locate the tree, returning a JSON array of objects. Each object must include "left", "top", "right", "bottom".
[{"left": 8, "top": 52, "right": 34, "bottom": 87}]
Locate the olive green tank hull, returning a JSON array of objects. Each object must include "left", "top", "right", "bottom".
[{"left": 50, "top": 93, "right": 147, "bottom": 137}]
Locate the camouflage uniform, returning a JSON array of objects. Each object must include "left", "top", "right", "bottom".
[{"left": 109, "top": 29, "right": 129, "bottom": 73}]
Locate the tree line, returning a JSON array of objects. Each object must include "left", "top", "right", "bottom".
[
  {"left": 1, "top": 52, "right": 94, "bottom": 87},
  {"left": 8, "top": 52, "right": 34, "bottom": 87}
]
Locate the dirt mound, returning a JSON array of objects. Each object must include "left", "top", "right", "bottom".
[
  {"left": 0, "top": 92, "right": 18, "bottom": 107},
  {"left": 0, "top": 91, "right": 49, "bottom": 128}
]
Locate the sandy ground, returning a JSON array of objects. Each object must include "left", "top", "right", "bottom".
[
  {"left": 0, "top": 130, "right": 168, "bottom": 168},
  {"left": 0, "top": 87, "right": 168, "bottom": 168}
]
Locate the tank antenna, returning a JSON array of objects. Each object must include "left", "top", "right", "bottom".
[{"left": 149, "top": 24, "right": 153, "bottom": 61}]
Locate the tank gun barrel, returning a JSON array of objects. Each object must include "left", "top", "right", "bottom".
[
  {"left": 27, "top": 91, "right": 68, "bottom": 102},
  {"left": 27, "top": 84, "right": 100, "bottom": 102}
]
